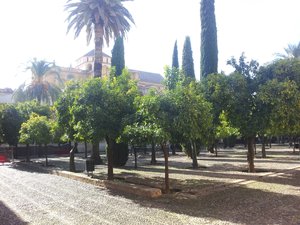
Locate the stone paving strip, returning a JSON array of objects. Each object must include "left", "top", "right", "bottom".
[
  {"left": 17, "top": 158, "right": 300, "bottom": 200},
  {"left": 18, "top": 162, "right": 162, "bottom": 198}
]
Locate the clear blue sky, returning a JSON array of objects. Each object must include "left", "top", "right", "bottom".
[{"left": 1, "top": 0, "right": 300, "bottom": 89}]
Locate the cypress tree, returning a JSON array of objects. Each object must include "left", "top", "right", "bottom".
[
  {"left": 182, "top": 36, "right": 195, "bottom": 80},
  {"left": 111, "top": 36, "right": 128, "bottom": 166},
  {"left": 172, "top": 40, "right": 179, "bottom": 69},
  {"left": 165, "top": 40, "right": 180, "bottom": 90},
  {"left": 200, "top": 0, "right": 218, "bottom": 79},
  {"left": 111, "top": 36, "right": 125, "bottom": 76}
]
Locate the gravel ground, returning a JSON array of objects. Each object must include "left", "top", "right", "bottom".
[
  {"left": 1, "top": 145, "right": 300, "bottom": 225},
  {"left": 1, "top": 164, "right": 243, "bottom": 225}
]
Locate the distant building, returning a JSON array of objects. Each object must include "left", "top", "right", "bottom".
[
  {"left": 0, "top": 88, "right": 13, "bottom": 103},
  {"left": 130, "top": 70, "right": 164, "bottom": 94},
  {"left": 48, "top": 50, "right": 164, "bottom": 93},
  {"left": 74, "top": 50, "right": 111, "bottom": 76}
]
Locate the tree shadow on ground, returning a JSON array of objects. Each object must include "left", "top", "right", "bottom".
[
  {"left": 8, "top": 163, "right": 50, "bottom": 174},
  {"left": 199, "top": 156, "right": 299, "bottom": 165},
  {"left": 0, "top": 201, "right": 28, "bottom": 225},
  {"left": 115, "top": 163, "right": 300, "bottom": 189},
  {"left": 107, "top": 175, "right": 300, "bottom": 225}
]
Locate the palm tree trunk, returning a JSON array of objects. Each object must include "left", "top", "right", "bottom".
[{"left": 94, "top": 24, "right": 103, "bottom": 78}]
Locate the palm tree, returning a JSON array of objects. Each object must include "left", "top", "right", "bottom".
[
  {"left": 14, "top": 59, "right": 62, "bottom": 104},
  {"left": 65, "top": 0, "right": 134, "bottom": 78},
  {"left": 276, "top": 42, "right": 300, "bottom": 59}
]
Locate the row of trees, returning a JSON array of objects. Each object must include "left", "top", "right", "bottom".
[
  {"left": 0, "top": 101, "right": 52, "bottom": 159},
  {"left": 1, "top": 0, "right": 299, "bottom": 194},
  {"left": 1, "top": 54, "right": 299, "bottom": 190}
]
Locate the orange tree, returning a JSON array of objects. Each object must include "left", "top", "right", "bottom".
[{"left": 19, "top": 113, "right": 52, "bottom": 166}]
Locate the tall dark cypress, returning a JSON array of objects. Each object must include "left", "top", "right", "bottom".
[
  {"left": 111, "top": 36, "right": 125, "bottom": 76},
  {"left": 182, "top": 36, "right": 195, "bottom": 80},
  {"left": 200, "top": 0, "right": 218, "bottom": 79},
  {"left": 172, "top": 40, "right": 179, "bottom": 69}
]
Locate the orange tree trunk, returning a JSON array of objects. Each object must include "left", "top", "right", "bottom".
[
  {"left": 161, "top": 144, "right": 169, "bottom": 194},
  {"left": 106, "top": 136, "right": 114, "bottom": 180},
  {"left": 261, "top": 136, "right": 266, "bottom": 158},
  {"left": 247, "top": 137, "right": 255, "bottom": 172},
  {"left": 92, "top": 141, "right": 102, "bottom": 165}
]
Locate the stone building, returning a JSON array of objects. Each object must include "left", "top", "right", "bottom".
[
  {"left": 0, "top": 88, "right": 13, "bottom": 103},
  {"left": 50, "top": 50, "right": 164, "bottom": 93}
]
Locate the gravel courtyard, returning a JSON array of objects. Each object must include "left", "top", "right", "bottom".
[{"left": 1, "top": 145, "right": 300, "bottom": 225}]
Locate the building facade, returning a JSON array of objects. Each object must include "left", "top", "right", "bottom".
[
  {"left": 0, "top": 88, "right": 13, "bottom": 104},
  {"left": 50, "top": 50, "right": 164, "bottom": 93}
]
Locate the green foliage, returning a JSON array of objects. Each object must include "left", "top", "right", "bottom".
[
  {"left": 0, "top": 104, "right": 22, "bottom": 146},
  {"left": 276, "top": 42, "right": 300, "bottom": 59},
  {"left": 258, "top": 58, "right": 300, "bottom": 86},
  {"left": 182, "top": 142, "right": 201, "bottom": 158},
  {"left": 111, "top": 36, "right": 125, "bottom": 76},
  {"left": 50, "top": 120, "right": 65, "bottom": 144},
  {"left": 13, "top": 83, "right": 27, "bottom": 103},
  {"left": 200, "top": 0, "right": 218, "bottom": 79},
  {"left": 164, "top": 65, "right": 183, "bottom": 90},
  {"left": 55, "top": 81, "right": 81, "bottom": 142},
  {"left": 16, "top": 100, "right": 51, "bottom": 122},
  {"left": 164, "top": 40, "right": 180, "bottom": 90},
  {"left": 182, "top": 36, "right": 195, "bottom": 80},
  {"left": 257, "top": 58, "right": 300, "bottom": 137},
  {"left": 225, "top": 72, "right": 257, "bottom": 136},
  {"left": 19, "top": 113, "right": 51, "bottom": 145},
  {"left": 68, "top": 70, "right": 139, "bottom": 165},
  {"left": 227, "top": 53, "right": 259, "bottom": 79},
  {"left": 100, "top": 69, "right": 139, "bottom": 138},
  {"left": 170, "top": 82, "right": 213, "bottom": 143},
  {"left": 216, "top": 111, "right": 239, "bottom": 139},
  {"left": 172, "top": 40, "right": 179, "bottom": 69},
  {"left": 203, "top": 73, "right": 230, "bottom": 123},
  {"left": 119, "top": 90, "right": 168, "bottom": 147},
  {"left": 258, "top": 79, "right": 300, "bottom": 136},
  {"left": 125, "top": 82, "right": 213, "bottom": 156},
  {"left": 224, "top": 54, "right": 262, "bottom": 137}
]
